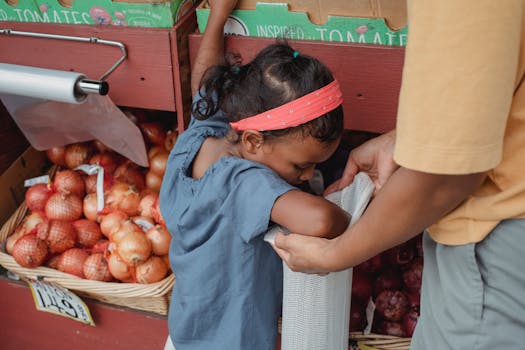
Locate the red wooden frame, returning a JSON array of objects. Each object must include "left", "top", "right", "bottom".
[
  {"left": 0, "top": 8, "right": 197, "bottom": 132},
  {"left": 188, "top": 34, "right": 405, "bottom": 133}
]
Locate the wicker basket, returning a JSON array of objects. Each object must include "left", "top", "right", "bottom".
[
  {"left": 0, "top": 202, "right": 175, "bottom": 315},
  {"left": 349, "top": 332, "right": 411, "bottom": 350}
]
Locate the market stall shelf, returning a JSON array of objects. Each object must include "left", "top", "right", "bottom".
[{"left": 0, "top": 5, "right": 197, "bottom": 132}]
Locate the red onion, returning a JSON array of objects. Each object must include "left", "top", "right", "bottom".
[
  {"left": 375, "top": 321, "right": 405, "bottom": 337},
  {"left": 355, "top": 254, "right": 382, "bottom": 275},
  {"left": 403, "top": 309, "right": 419, "bottom": 337},
  {"left": 349, "top": 298, "right": 367, "bottom": 332},
  {"left": 382, "top": 240, "right": 415, "bottom": 266},
  {"left": 374, "top": 267, "right": 402, "bottom": 296},
  {"left": 375, "top": 290, "right": 410, "bottom": 322},
  {"left": 402, "top": 257, "right": 423, "bottom": 293},
  {"left": 352, "top": 269, "right": 373, "bottom": 303}
]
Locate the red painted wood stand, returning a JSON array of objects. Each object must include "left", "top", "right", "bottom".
[
  {"left": 188, "top": 34, "right": 405, "bottom": 133},
  {"left": 0, "top": 276, "right": 169, "bottom": 350}
]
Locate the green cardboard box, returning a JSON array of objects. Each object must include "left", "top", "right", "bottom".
[
  {"left": 0, "top": 0, "right": 197, "bottom": 28},
  {"left": 196, "top": 1, "right": 408, "bottom": 46}
]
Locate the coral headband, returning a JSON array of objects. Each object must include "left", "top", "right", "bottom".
[{"left": 229, "top": 80, "right": 343, "bottom": 132}]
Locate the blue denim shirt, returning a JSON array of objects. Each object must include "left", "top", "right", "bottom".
[{"left": 160, "top": 93, "right": 295, "bottom": 349}]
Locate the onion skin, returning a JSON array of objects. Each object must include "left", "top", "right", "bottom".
[
  {"left": 64, "top": 142, "right": 93, "bottom": 169},
  {"left": 45, "top": 192, "right": 83, "bottom": 221},
  {"left": 107, "top": 252, "right": 132, "bottom": 282},
  {"left": 113, "top": 162, "right": 145, "bottom": 192},
  {"left": 145, "top": 171, "right": 162, "bottom": 192},
  {"left": 6, "top": 212, "right": 46, "bottom": 254},
  {"left": 83, "top": 253, "right": 113, "bottom": 281},
  {"left": 46, "top": 146, "right": 67, "bottom": 167},
  {"left": 139, "top": 122, "right": 167, "bottom": 146},
  {"left": 375, "top": 290, "right": 410, "bottom": 322},
  {"left": 25, "top": 183, "right": 54, "bottom": 212},
  {"left": 83, "top": 193, "right": 100, "bottom": 222},
  {"left": 53, "top": 169, "right": 86, "bottom": 198},
  {"left": 37, "top": 219, "right": 77, "bottom": 254},
  {"left": 149, "top": 151, "right": 168, "bottom": 176},
  {"left": 139, "top": 193, "right": 157, "bottom": 218},
  {"left": 116, "top": 228, "right": 152, "bottom": 266},
  {"left": 99, "top": 210, "right": 129, "bottom": 238},
  {"left": 57, "top": 248, "right": 89, "bottom": 278},
  {"left": 105, "top": 182, "right": 141, "bottom": 216},
  {"left": 145, "top": 225, "right": 171, "bottom": 256},
  {"left": 73, "top": 219, "right": 103, "bottom": 248},
  {"left": 135, "top": 256, "right": 168, "bottom": 284},
  {"left": 164, "top": 130, "right": 178, "bottom": 151},
  {"left": 12, "top": 235, "right": 48, "bottom": 268}
]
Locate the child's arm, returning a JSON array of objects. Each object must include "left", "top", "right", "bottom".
[
  {"left": 270, "top": 190, "right": 351, "bottom": 239},
  {"left": 191, "top": 0, "right": 238, "bottom": 96}
]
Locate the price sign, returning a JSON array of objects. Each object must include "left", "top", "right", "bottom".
[{"left": 24, "top": 278, "right": 95, "bottom": 326}]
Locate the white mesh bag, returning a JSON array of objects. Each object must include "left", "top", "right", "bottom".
[{"left": 265, "top": 172, "right": 375, "bottom": 350}]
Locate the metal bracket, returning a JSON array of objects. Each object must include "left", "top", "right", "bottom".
[{"left": 0, "top": 28, "right": 127, "bottom": 96}]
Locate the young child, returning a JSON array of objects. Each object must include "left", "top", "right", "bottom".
[{"left": 160, "top": 1, "right": 350, "bottom": 349}]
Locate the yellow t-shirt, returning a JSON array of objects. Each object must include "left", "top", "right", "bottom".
[{"left": 394, "top": 0, "right": 525, "bottom": 245}]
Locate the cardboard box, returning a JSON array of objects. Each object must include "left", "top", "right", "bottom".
[
  {"left": 0, "top": 147, "right": 48, "bottom": 227},
  {"left": 0, "top": 0, "right": 197, "bottom": 28},
  {"left": 196, "top": 0, "right": 407, "bottom": 46}
]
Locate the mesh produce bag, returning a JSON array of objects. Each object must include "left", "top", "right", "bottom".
[{"left": 265, "top": 172, "right": 375, "bottom": 350}]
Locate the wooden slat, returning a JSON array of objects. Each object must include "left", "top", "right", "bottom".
[
  {"left": 0, "top": 16, "right": 196, "bottom": 112},
  {"left": 189, "top": 34, "right": 405, "bottom": 133}
]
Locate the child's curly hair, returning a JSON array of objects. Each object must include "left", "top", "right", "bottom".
[{"left": 193, "top": 42, "right": 344, "bottom": 143}]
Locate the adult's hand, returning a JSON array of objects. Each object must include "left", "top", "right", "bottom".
[
  {"left": 272, "top": 231, "right": 333, "bottom": 274},
  {"left": 324, "top": 129, "right": 399, "bottom": 195}
]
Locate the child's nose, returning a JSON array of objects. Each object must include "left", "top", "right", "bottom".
[{"left": 299, "top": 166, "right": 316, "bottom": 182}]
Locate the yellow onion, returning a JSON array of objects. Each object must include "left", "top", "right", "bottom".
[
  {"left": 83, "top": 193, "right": 99, "bottom": 222},
  {"left": 145, "top": 225, "right": 171, "bottom": 256},
  {"left": 135, "top": 256, "right": 168, "bottom": 284},
  {"left": 149, "top": 151, "right": 168, "bottom": 176},
  {"left": 45, "top": 192, "right": 83, "bottom": 221},
  {"left": 107, "top": 252, "right": 132, "bottom": 282},
  {"left": 37, "top": 219, "right": 77, "bottom": 254},
  {"left": 6, "top": 212, "right": 46, "bottom": 254},
  {"left": 25, "top": 183, "right": 54, "bottom": 212},
  {"left": 105, "top": 182, "right": 141, "bottom": 216},
  {"left": 115, "top": 227, "right": 152, "bottom": 266},
  {"left": 73, "top": 219, "right": 102, "bottom": 248},
  {"left": 113, "top": 162, "right": 145, "bottom": 192},
  {"left": 145, "top": 171, "right": 162, "bottom": 193},
  {"left": 57, "top": 248, "right": 89, "bottom": 278},
  {"left": 12, "top": 234, "right": 48, "bottom": 268},
  {"left": 83, "top": 253, "right": 113, "bottom": 281},
  {"left": 53, "top": 169, "right": 85, "bottom": 197},
  {"left": 139, "top": 193, "right": 157, "bottom": 218},
  {"left": 46, "top": 146, "right": 67, "bottom": 167},
  {"left": 64, "top": 142, "right": 93, "bottom": 169},
  {"left": 99, "top": 210, "right": 128, "bottom": 238}
]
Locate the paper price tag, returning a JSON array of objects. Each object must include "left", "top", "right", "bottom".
[{"left": 24, "top": 278, "right": 95, "bottom": 326}]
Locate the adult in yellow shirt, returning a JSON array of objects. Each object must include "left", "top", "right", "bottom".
[{"left": 273, "top": 1, "right": 525, "bottom": 348}]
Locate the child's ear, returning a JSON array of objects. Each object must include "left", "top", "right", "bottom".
[{"left": 241, "top": 130, "right": 264, "bottom": 154}]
